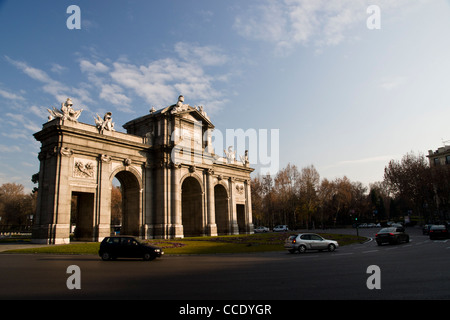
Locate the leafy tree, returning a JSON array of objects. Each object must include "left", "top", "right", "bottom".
[
  {"left": 383, "top": 152, "right": 434, "bottom": 222},
  {"left": 0, "top": 183, "right": 35, "bottom": 227}
]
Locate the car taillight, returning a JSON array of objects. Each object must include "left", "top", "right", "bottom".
[
  {"left": 375, "top": 234, "right": 378, "bottom": 237},
  {"left": 292, "top": 239, "right": 296, "bottom": 244},
  {"left": 389, "top": 233, "right": 394, "bottom": 236}
]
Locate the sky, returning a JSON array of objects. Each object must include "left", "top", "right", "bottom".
[{"left": 1, "top": 0, "right": 450, "bottom": 192}]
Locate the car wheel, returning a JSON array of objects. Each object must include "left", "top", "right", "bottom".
[
  {"left": 328, "top": 244, "right": 336, "bottom": 252},
  {"left": 101, "top": 252, "right": 111, "bottom": 261},
  {"left": 298, "top": 245, "right": 307, "bottom": 253},
  {"left": 405, "top": 236, "right": 409, "bottom": 243},
  {"left": 143, "top": 253, "right": 155, "bottom": 261}
]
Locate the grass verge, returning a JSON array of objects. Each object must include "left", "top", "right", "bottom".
[{"left": 3, "top": 232, "right": 367, "bottom": 255}]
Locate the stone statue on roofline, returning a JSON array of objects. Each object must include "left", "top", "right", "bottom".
[
  {"left": 240, "top": 150, "right": 249, "bottom": 167},
  {"left": 197, "top": 105, "right": 210, "bottom": 120},
  {"left": 47, "top": 98, "right": 83, "bottom": 122},
  {"left": 171, "top": 95, "right": 189, "bottom": 114},
  {"left": 224, "top": 146, "right": 236, "bottom": 164},
  {"left": 94, "top": 112, "right": 115, "bottom": 134}
]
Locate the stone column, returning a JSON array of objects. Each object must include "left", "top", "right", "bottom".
[
  {"left": 52, "top": 146, "right": 72, "bottom": 244},
  {"left": 144, "top": 163, "right": 154, "bottom": 239},
  {"left": 96, "top": 154, "right": 112, "bottom": 241},
  {"left": 32, "top": 151, "right": 54, "bottom": 243},
  {"left": 206, "top": 169, "right": 217, "bottom": 236},
  {"left": 245, "top": 179, "right": 254, "bottom": 234},
  {"left": 171, "top": 163, "right": 184, "bottom": 238},
  {"left": 153, "top": 162, "right": 168, "bottom": 238},
  {"left": 229, "top": 177, "right": 239, "bottom": 235}
]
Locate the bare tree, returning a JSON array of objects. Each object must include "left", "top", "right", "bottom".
[
  {"left": 298, "top": 165, "right": 320, "bottom": 228},
  {"left": 111, "top": 186, "right": 122, "bottom": 226},
  {"left": 273, "top": 163, "right": 301, "bottom": 227}
]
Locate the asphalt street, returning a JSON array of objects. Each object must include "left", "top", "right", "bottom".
[{"left": 1, "top": 227, "right": 449, "bottom": 301}]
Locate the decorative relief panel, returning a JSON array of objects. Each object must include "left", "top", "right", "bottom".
[
  {"left": 73, "top": 158, "right": 96, "bottom": 179},
  {"left": 235, "top": 183, "right": 245, "bottom": 195},
  {"left": 235, "top": 182, "right": 246, "bottom": 203}
]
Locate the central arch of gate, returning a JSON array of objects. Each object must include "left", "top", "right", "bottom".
[
  {"left": 112, "top": 167, "right": 142, "bottom": 237},
  {"left": 32, "top": 96, "right": 254, "bottom": 244}
]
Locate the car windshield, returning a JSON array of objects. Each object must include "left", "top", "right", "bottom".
[
  {"left": 134, "top": 237, "right": 144, "bottom": 244},
  {"left": 379, "top": 227, "right": 395, "bottom": 233},
  {"left": 431, "top": 225, "right": 446, "bottom": 230}
]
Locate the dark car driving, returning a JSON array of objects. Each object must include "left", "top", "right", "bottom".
[
  {"left": 429, "top": 225, "right": 448, "bottom": 240},
  {"left": 99, "top": 236, "right": 164, "bottom": 261},
  {"left": 375, "top": 227, "right": 409, "bottom": 246}
]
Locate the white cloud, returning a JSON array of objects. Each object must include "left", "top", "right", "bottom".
[
  {"left": 50, "top": 63, "right": 67, "bottom": 74},
  {"left": 6, "top": 56, "right": 93, "bottom": 109},
  {"left": 80, "top": 60, "right": 109, "bottom": 73},
  {"left": 234, "top": 0, "right": 365, "bottom": 52},
  {"left": 107, "top": 42, "right": 229, "bottom": 113},
  {"left": 99, "top": 83, "right": 132, "bottom": 108},
  {"left": 29, "top": 105, "right": 44, "bottom": 118},
  {"left": 2, "top": 131, "right": 28, "bottom": 140},
  {"left": 233, "top": 0, "right": 429, "bottom": 53},
  {"left": 5, "top": 113, "right": 41, "bottom": 132},
  {"left": 5, "top": 56, "right": 52, "bottom": 83},
  {"left": 0, "top": 88, "right": 25, "bottom": 101},
  {"left": 0, "top": 144, "right": 21, "bottom": 152},
  {"left": 234, "top": 1, "right": 287, "bottom": 43},
  {"left": 175, "top": 42, "right": 228, "bottom": 66},
  {"left": 336, "top": 155, "right": 401, "bottom": 166},
  {"left": 379, "top": 76, "right": 407, "bottom": 91},
  {"left": 6, "top": 41, "right": 230, "bottom": 118},
  {"left": 322, "top": 154, "right": 402, "bottom": 172}
]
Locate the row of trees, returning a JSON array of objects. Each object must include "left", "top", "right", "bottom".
[
  {"left": 3, "top": 151, "right": 450, "bottom": 231},
  {"left": 251, "top": 164, "right": 372, "bottom": 229},
  {"left": 251, "top": 152, "right": 450, "bottom": 229}
]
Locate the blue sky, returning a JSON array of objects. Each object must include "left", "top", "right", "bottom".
[{"left": 1, "top": 0, "right": 450, "bottom": 192}]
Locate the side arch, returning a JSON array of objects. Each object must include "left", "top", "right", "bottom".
[
  {"left": 179, "top": 172, "right": 204, "bottom": 194},
  {"left": 214, "top": 183, "right": 230, "bottom": 235},
  {"left": 181, "top": 174, "right": 204, "bottom": 237}
]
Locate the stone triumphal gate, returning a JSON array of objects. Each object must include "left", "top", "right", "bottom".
[{"left": 32, "top": 96, "right": 254, "bottom": 244}]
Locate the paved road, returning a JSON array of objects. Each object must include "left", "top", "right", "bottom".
[{"left": 1, "top": 227, "right": 449, "bottom": 301}]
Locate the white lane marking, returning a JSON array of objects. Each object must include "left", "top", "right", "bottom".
[
  {"left": 333, "top": 252, "right": 354, "bottom": 256},
  {"left": 362, "top": 250, "right": 379, "bottom": 254}
]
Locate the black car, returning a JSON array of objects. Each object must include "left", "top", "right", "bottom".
[
  {"left": 429, "top": 225, "right": 448, "bottom": 240},
  {"left": 99, "top": 236, "right": 164, "bottom": 261},
  {"left": 375, "top": 227, "right": 409, "bottom": 246}
]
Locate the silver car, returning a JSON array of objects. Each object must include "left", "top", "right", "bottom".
[{"left": 284, "top": 233, "right": 339, "bottom": 253}]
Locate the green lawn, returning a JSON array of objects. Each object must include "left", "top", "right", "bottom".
[{"left": 3, "top": 232, "right": 366, "bottom": 255}]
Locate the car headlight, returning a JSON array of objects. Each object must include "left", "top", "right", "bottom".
[{"left": 154, "top": 249, "right": 160, "bottom": 253}]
